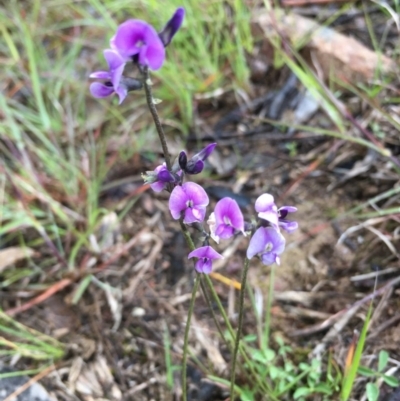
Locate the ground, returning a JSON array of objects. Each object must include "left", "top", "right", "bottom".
[{"left": 0, "top": 1, "right": 399, "bottom": 401}]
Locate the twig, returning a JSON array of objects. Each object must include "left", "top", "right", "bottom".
[
  {"left": 3, "top": 364, "right": 56, "bottom": 401},
  {"left": 291, "top": 275, "right": 400, "bottom": 338}
]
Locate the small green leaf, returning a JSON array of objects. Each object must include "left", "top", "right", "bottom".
[
  {"left": 358, "top": 366, "right": 377, "bottom": 377},
  {"left": 378, "top": 350, "right": 389, "bottom": 372},
  {"left": 264, "top": 348, "right": 276, "bottom": 361},
  {"left": 366, "top": 382, "right": 379, "bottom": 401},
  {"left": 293, "top": 387, "right": 312, "bottom": 399},
  {"left": 269, "top": 365, "right": 280, "bottom": 380},
  {"left": 382, "top": 375, "right": 400, "bottom": 387}
]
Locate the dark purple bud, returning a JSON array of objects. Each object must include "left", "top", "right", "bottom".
[
  {"left": 192, "top": 143, "right": 216, "bottom": 163},
  {"left": 183, "top": 143, "right": 216, "bottom": 175},
  {"left": 157, "top": 168, "right": 175, "bottom": 183},
  {"left": 158, "top": 7, "right": 185, "bottom": 47},
  {"left": 121, "top": 77, "right": 143, "bottom": 91},
  {"left": 186, "top": 160, "right": 204, "bottom": 175},
  {"left": 179, "top": 151, "right": 187, "bottom": 170}
]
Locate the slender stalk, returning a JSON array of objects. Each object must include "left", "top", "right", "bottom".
[
  {"left": 200, "top": 276, "right": 230, "bottom": 348},
  {"left": 141, "top": 66, "right": 172, "bottom": 170},
  {"left": 230, "top": 257, "right": 250, "bottom": 400},
  {"left": 179, "top": 220, "right": 195, "bottom": 251},
  {"left": 182, "top": 273, "right": 200, "bottom": 401},
  {"left": 263, "top": 265, "right": 275, "bottom": 350},
  {"left": 204, "top": 275, "right": 235, "bottom": 337},
  {"left": 204, "top": 272, "right": 276, "bottom": 397}
]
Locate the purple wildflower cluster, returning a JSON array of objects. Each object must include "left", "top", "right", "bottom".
[
  {"left": 90, "top": 8, "right": 185, "bottom": 104},
  {"left": 89, "top": 9, "right": 298, "bottom": 274},
  {"left": 145, "top": 143, "right": 297, "bottom": 274}
]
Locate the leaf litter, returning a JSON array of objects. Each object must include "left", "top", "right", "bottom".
[{"left": 0, "top": 2, "right": 400, "bottom": 401}]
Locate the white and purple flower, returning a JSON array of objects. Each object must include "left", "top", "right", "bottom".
[
  {"left": 255, "top": 194, "right": 298, "bottom": 233},
  {"left": 213, "top": 197, "right": 244, "bottom": 240},
  {"left": 247, "top": 226, "right": 286, "bottom": 266},
  {"left": 188, "top": 245, "right": 223, "bottom": 274},
  {"left": 142, "top": 163, "right": 176, "bottom": 193},
  {"left": 169, "top": 182, "right": 209, "bottom": 224},
  {"left": 89, "top": 49, "right": 131, "bottom": 104}
]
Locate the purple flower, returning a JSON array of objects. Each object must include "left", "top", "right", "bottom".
[
  {"left": 90, "top": 49, "right": 130, "bottom": 104},
  {"left": 142, "top": 163, "right": 176, "bottom": 192},
  {"left": 188, "top": 246, "right": 223, "bottom": 274},
  {"left": 278, "top": 206, "right": 298, "bottom": 233},
  {"left": 158, "top": 7, "right": 185, "bottom": 47},
  {"left": 179, "top": 143, "right": 217, "bottom": 175},
  {"left": 213, "top": 197, "right": 244, "bottom": 240},
  {"left": 255, "top": 194, "right": 279, "bottom": 228},
  {"left": 111, "top": 20, "right": 165, "bottom": 70},
  {"left": 169, "top": 182, "right": 209, "bottom": 224},
  {"left": 255, "top": 194, "right": 298, "bottom": 233},
  {"left": 247, "top": 227, "right": 286, "bottom": 266}
]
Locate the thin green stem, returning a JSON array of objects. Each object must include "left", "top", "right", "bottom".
[
  {"left": 204, "top": 273, "right": 276, "bottom": 398},
  {"left": 263, "top": 265, "right": 275, "bottom": 350},
  {"left": 230, "top": 257, "right": 250, "bottom": 400},
  {"left": 204, "top": 275, "right": 235, "bottom": 337},
  {"left": 141, "top": 66, "right": 172, "bottom": 170},
  {"left": 200, "top": 276, "right": 230, "bottom": 348},
  {"left": 179, "top": 220, "right": 195, "bottom": 251},
  {"left": 182, "top": 273, "right": 201, "bottom": 401}
]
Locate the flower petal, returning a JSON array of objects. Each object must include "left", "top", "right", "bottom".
[
  {"left": 169, "top": 185, "right": 188, "bottom": 219},
  {"left": 150, "top": 181, "right": 166, "bottom": 193},
  {"left": 183, "top": 182, "right": 209, "bottom": 207},
  {"left": 280, "top": 220, "right": 298, "bottom": 233},
  {"left": 255, "top": 194, "right": 276, "bottom": 213},
  {"left": 188, "top": 246, "right": 223, "bottom": 260},
  {"left": 110, "top": 19, "right": 148, "bottom": 59},
  {"left": 141, "top": 30, "right": 165, "bottom": 70},
  {"left": 115, "top": 85, "right": 128, "bottom": 104},
  {"left": 90, "top": 82, "right": 114, "bottom": 98},
  {"left": 246, "top": 227, "right": 268, "bottom": 259},
  {"left": 215, "top": 224, "right": 235, "bottom": 239},
  {"left": 90, "top": 71, "right": 111, "bottom": 79},
  {"left": 215, "top": 197, "right": 244, "bottom": 232},
  {"left": 103, "top": 49, "right": 126, "bottom": 88}
]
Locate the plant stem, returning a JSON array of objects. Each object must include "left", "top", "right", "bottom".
[
  {"left": 179, "top": 220, "right": 195, "bottom": 251},
  {"left": 263, "top": 265, "right": 275, "bottom": 350},
  {"left": 229, "top": 257, "right": 250, "bottom": 400},
  {"left": 204, "top": 273, "right": 276, "bottom": 398},
  {"left": 200, "top": 276, "right": 230, "bottom": 348},
  {"left": 182, "top": 272, "right": 200, "bottom": 401},
  {"left": 141, "top": 66, "right": 172, "bottom": 170}
]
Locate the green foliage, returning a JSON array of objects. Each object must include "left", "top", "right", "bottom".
[
  {"left": 358, "top": 350, "right": 400, "bottom": 401},
  {"left": 0, "top": 310, "right": 65, "bottom": 360},
  {"left": 211, "top": 336, "right": 340, "bottom": 400}
]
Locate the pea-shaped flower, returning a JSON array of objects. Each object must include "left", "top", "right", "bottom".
[
  {"left": 90, "top": 49, "right": 143, "bottom": 104},
  {"left": 169, "top": 182, "right": 209, "bottom": 224},
  {"left": 142, "top": 163, "right": 176, "bottom": 193},
  {"left": 188, "top": 246, "right": 223, "bottom": 274},
  {"left": 247, "top": 227, "right": 286, "bottom": 266},
  {"left": 213, "top": 197, "right": 244, "bottom": 240},
  {"left": 255, "top": 194, "right": 279, "bottom": 228},
  {"left": 111, "top": 20, "right": 166, "bottom": 70}
]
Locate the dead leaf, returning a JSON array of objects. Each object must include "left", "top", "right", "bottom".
[{"left": 0, "top": 247, "right": 36, "bottom": 273}]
